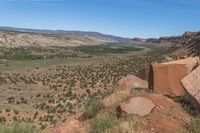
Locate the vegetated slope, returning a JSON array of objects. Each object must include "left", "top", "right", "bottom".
[
  {"left": 0, "top": 30, "right": 113, "bottom": 47},
  {"left": 0, "top": 27, "right": 131, "bottom": 47},
  {"left": 0, "top": 46, "right": 164, "bottom": 130}
]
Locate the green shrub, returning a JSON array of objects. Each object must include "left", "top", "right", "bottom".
[
  {"left": 74, "top": 44, "right": 143, "bottom": 56},
  {"left": 5, "top": 109, "right": 10, "bottom": 112},
  {"left": 0, "top": 122, "right": 38, "bottom": 133},
  {"left": 173, "top": 96, "right": 199, "bottom": 116},
  {"left": 188, "top": 118, "right": 200, "bottom": 133},
  {"left": 0, "top": 117, "right": 6, "bottom": 123},
  {"left": 90, "top": 116, "right": 116, "bottom": 133},
  {"left": 85, "top": 100, "right": 101, "bottom": 118},
  {"left": 36, "top": 93, "right": 41, "bottom": 97}
]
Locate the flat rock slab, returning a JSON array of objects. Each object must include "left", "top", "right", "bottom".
[{"left": 117, "top": 96, "right": 155, "bottom": 116}]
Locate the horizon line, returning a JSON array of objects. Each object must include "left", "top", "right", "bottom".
[{"left": 0, "top": 25, "right": 198, "bottom": 39}]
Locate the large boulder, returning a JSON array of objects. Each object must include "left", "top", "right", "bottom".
[
  {"left": 117, "top": 75, "right": 148, "bottom": 90},
  {"left": 148, "top": 57, "right": 199, "bottom": 97},
  {"left": 143, "top": 94, "right": 191, "bottom": 133},
  {"left": 115, "top": 94, "right": 191, "bottom": 133},
  {"left": 101, "top": 90, "right": 131, "bottom": 108},
  {"left": 138, "top": 57, "right": 199, "bottom": 82},
  {"left": 149, "top": 64, "right": 188, "bottom": 96},
  {"left": 162, "top": 56, "right": 199, "bottom": 73},
  {"left": 117, "top": 96, "right": 155, "bottom": 117},
  {"left": 101, "top": 75, "right": 148, "bottom": 107},
  {"left": 182, "top": 65, "right": 200, "bottom": 110}
]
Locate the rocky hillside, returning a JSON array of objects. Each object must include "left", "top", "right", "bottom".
[
  {"left": 166, "top": 32, "right": 200, "bottom": 57},
  {"left": 147, "top": 31, "right": 200, "bottom": 57},
  {"left": 0, "top": 27, "right": 130, "bottom": 47}
]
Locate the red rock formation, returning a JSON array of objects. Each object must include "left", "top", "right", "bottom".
[
  {"left": 182, "top": 65, "right": 200, "bottom": 110},
  {"left": 117, "top": 96, "right": 155, "bottom": 117},
  {"left": 149, "top": 64, "right": 188, "bottom": 96},
  {"left": 101, "top": 75, "right": 148, "bottom": 107}
]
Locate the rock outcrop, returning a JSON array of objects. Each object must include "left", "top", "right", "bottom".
[
  {"left": 149, "top": 64, "right": 188, "bottom": 96},
  {"left": 148, "top": 57, "right": 199, "bottom": 97},
  {"left": 182, "top": 65, "right": 200, "bottom": 110},
  {"left": 115, "top": 94, "right": 191, "bottom": 133},
  {"left": 142, "top": 94, "right": 191, "bottom": 133},
  {"left": 117, "top": 96, "right": 155, "bottom": 117},
  {"left": 101, "top": 75, "right": 148, "bottom": 107},
  {"left": 158, "top": 31, "right": 200, "bottom": 57},
  {"left": 117, "top": 75, "right": 148, "bottom": 90},
  {"left": 162, "top": 57, "right": 199, "bottom": 73}
]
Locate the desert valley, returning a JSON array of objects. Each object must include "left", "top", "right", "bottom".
[{"left": 0, "top": 27, "right": 199, "bottom": 133}]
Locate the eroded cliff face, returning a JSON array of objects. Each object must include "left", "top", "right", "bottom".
[{"left": 158, "top": 32, "right": 200, "bottom": 57}]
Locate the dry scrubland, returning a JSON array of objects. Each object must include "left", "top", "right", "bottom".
[
  {"left": 0, "top": 44, "right": 166, "bottom": 129},
  {"left": 0, "top": 30, "right": 200, "bottom": 133},
  {"left": 1, "top": 44, "right": 197, "bottom": 133}
]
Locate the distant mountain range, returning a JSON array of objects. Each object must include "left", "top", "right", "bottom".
[
  {"left": 131, "top": 31, "right": 200, "bottom": 57},
  {"left": 0, "top": 26, "right": 162, "bottom": 47},
  {"left": 0, "top": 26, "right": 199, "bottom": 57},
  {"left": 0, "top": 26, "right": 131, "bottom": 46},
  {"left": 160, "top": 31, "right": 200, "bottom": 57}
]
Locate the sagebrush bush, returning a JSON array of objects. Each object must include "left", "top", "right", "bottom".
[
  {"left": 0, "top": 117, "right": 6, "bottom": 123},
  {"left": 173, "top": 96, "right": 199, "bottom": 116},
  {"left": 188, "top": 118, "right": 200, "bottom": 133},
  {"left": 0, "top": 122, "right": 38, "bottom": 133},
  {"left": 90, "top": 116, "right": 116, "bottom": 133},
  {"left": 85, "top": 100, "right": 101, "bottom": 118}
]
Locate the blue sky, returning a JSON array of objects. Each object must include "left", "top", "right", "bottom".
[{"left": 0, "top": 0, "right": 200, "bottom": 38}]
